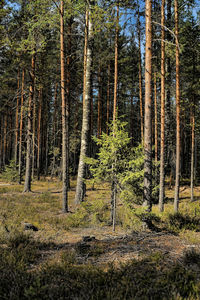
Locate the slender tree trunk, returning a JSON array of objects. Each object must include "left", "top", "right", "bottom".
[
  {"left": 15, "top": 69, "right": 20, "bottom": 165},
  {"left": 106, "top": 62, "right": 110, "bottom": 135},
  {"left": 51, "top": 84, "right": 58, "bottom": 178},
  {"left": 83, "top": 8, "right": 89, "bottom": 106},
  {"left": 154, "top": 74, "right": 158, "bottom": 164},
  {"left": 37, "top": 88, "right": 42, "bottom": 180},
  {"left": 75, "top": 0, "right": 93, "bottom": 204},
  {"left": 32, "top": 91, "right": 36, "bottom": 179},
  {"left": 190, "top": 98, "right": 195, "bottom": 202},
  {"left": 174, "top": 0, "right": 180, "bottom": 212},
  {"left": 165, "top": 0, "right": 171, "bottom": 170},
  {"left": 143, "top": 0, "right": 152, "bottom": 211},
  {"left": 3, "top": 111, "right": 7, "bottom": 167},
  {"left": 66, "top": 16, "right": 72, "bottom": 189},
  {"left": 97, "top": 64, "right": 102, "bottom": 138},
  {"left": 159, "top": 0, "right": 165, "bottom": 212},
  {"left": 137, "top": 5, "right": 144, "bottom": 143},
  {"left": 111, "top": 3, "right": 119, "bottom": 232},
  {"left": 24, "top": 53, "right": 35, "bottom": 192},
  {"left": 60, "top": 0, "right": 69, "bottom": 212},
  {"left": 113, "top": 4, "right": 119, "bottom": 123},
  {"left": 19, "top": 69, "right": 25, "bottom": 184}
]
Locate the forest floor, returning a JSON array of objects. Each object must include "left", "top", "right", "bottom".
[{"left": 1, "top": 178, "right": 200, "bottom": 299}]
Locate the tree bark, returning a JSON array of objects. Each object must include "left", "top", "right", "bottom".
[
  {"left": 154, "top": 74, "right": 158, "bottom": 164},
  {"left": 106, "top": 62, "right": 110, "bottom": 135},
  {"left": 24, "top": 54, "right": 35, "bottom": 192},
  {"left": 190, "top": 97, "right": 195, "bottom": 202},
  {"left": 159, "top": 0, "right": 165, "bottom": 212},
  {"left": 60, "top": 0, "right": 69, "bottom": 212},
  {"left": 143, "top": 0, "right": 152, "bottom": 211},
  {"left": 137, "top": 5, "right": 144, "bottom": 143},
  {"left": 97, "top": 64, "right": 102, "bottom": 138},
  {"left": 32, "top": 90, "right": 36, "bottom": 179},
  {"left": 37, "top": 88, "right": 42, "bottom": 180},
  {"left": 83, "top": 8, "right": 89, "bottom": 106},
  {"left": 113, "top": 4, "right": 119, "bottom": 123},
  {"left": 14, "top": 69, "right": 20, "bottom": 165},
  {"left": 174, "top": 0, "right": 180, "bottom": 212},
  {"left": 19, "top": 69, "right": 25, "bottom": 184},
  {"left": 165, "top": 0, "right": 171, "bottom": 170},
  {"left": 75, "top": 0, "right": 93, "bottom": 204}
]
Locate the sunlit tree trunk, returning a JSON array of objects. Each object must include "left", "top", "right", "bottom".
[
  {"left": 24, "top": 54, "right": 35, "bottom": 192},
  {"left": 111, "top": 3, "right": 119, "bottom": 232},
  {"left": 106, "top": 62, "right": 110, "bottom": 135},
  {"left": 143, "top": 0, "right": 152, "bottom": 211},
  {"left": 137, "top": 4, "right": 144, "bottom": 143},
  {"left": 83, "top": 8, "right": 89, "bottom": 106},
  {"left": 32, "top": 90, "right": 36, "bottom": 179},
  {"left": 174, "top": 0, "right": 180, "bottom": 212},
  {"left": 165, "top": 0, "right": 171, "bottom": 169},
  {"left": 159, "top": 0, "right": 165, "bottom": 212},
  {"left": 97, "top": 64, "right": 102, "bottom": 138},
  {"left": 60, "top": 0, "right": 69, "bottom": 212},
  {"left": 14, "top": 69, "right": 20, "bottom": 165},
  {"left": 75, "top": 0, "right": 93, "bottom": 204},
  {"left": 19, "top": 69, "right": 25, "bottom": 184},
  {"left": 37, "top": 88, "right": 42, "bottom": 180},
  {"left": 113, "top": 4, "right": 119, "bottom": 124},
  {"left": 51, "top": 84, "right": 58, "bottom": 178}
]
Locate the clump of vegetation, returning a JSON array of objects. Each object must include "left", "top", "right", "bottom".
[
  {"left": 0, "top": 160, "right": 20, "bottom": 183},
  {"left": 65, "top": 199, "right": 109, "bottom": 229},
  {"left": 183, "top": 249, "right": 200, "bottom": 266},
  {"left": 167, "top": 212, "right": 200, "bottom": 232}
]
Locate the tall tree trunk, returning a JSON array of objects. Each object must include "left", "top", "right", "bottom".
[
  {"left": 165, "top": 0, "right": 171, "bottom": 170},
  {"left": 190, "top": 102, "right": 195, "bottom": 202},
  {"left": 32, "top": 90, "right": 36, "bottom": 179},
  {"left": 106, "top": 62, "right": 110, "bottom": 135},
  {"left": 19, "top": 69, "right": 25, "bottom": 184},
  {"left": 143, "top": 0, "right": 152, "bottom": 211},
  {"left": 3, "top": 111, "right": 7, "bottom": 167},
  {"left": 66, "top": 16, "right": 72, "bottom": 188},
  {"left": 24, "top": 53, "right": 35, "bottom": 192},
  {"left": 154, "top": 73, "right": 158, "bottom": 164},
  {"left": 137, "top": 4, "right": 144, "bottom": 143},
  {"left": 75, "top": 0, "right": 93, "bottom": 204},
  {"left": 97, "top": 64, "right": 102, "bottom": 138},
  {"left": 83, "top": 8, "right": 89, "bottom": 106},
  {"left": 51, "top": 84, "right": 58, "bottom": 178},
  {"left": 60, "top": 0, "right": 69, "bottom": 212},
  {"left": 159, "top": 0, "right": 165, "bottom": 212},
  {"left": 15, "top": 69, "right": 20, "bottom": 165},
  {"left": 111, "top": 3, "right": 119, "bottom": 232},
  {"left": 113, "top": 4, "right": 119, "bottom": 123},
  {"left": 37, "top": 88, "right": 42, "bottom": 180},
  {"left": 174, "top": 0, "right": 180, "bottom": 212}
]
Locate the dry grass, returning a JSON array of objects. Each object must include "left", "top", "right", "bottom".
[{"left": 1, "top": 178, "right": 200, "bottom": 299}]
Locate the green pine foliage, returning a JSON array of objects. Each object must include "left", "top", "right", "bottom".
[{"left": 0, "top": 160, "right": 20, "bottom": 183}]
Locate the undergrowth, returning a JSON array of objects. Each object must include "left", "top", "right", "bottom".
[{"left": 0, "top": 231, "right": 200, "bottom": 300}]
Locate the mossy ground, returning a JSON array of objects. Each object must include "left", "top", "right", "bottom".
[{"left": 1, "top": 178, "right": 200, "bottom": 299}]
